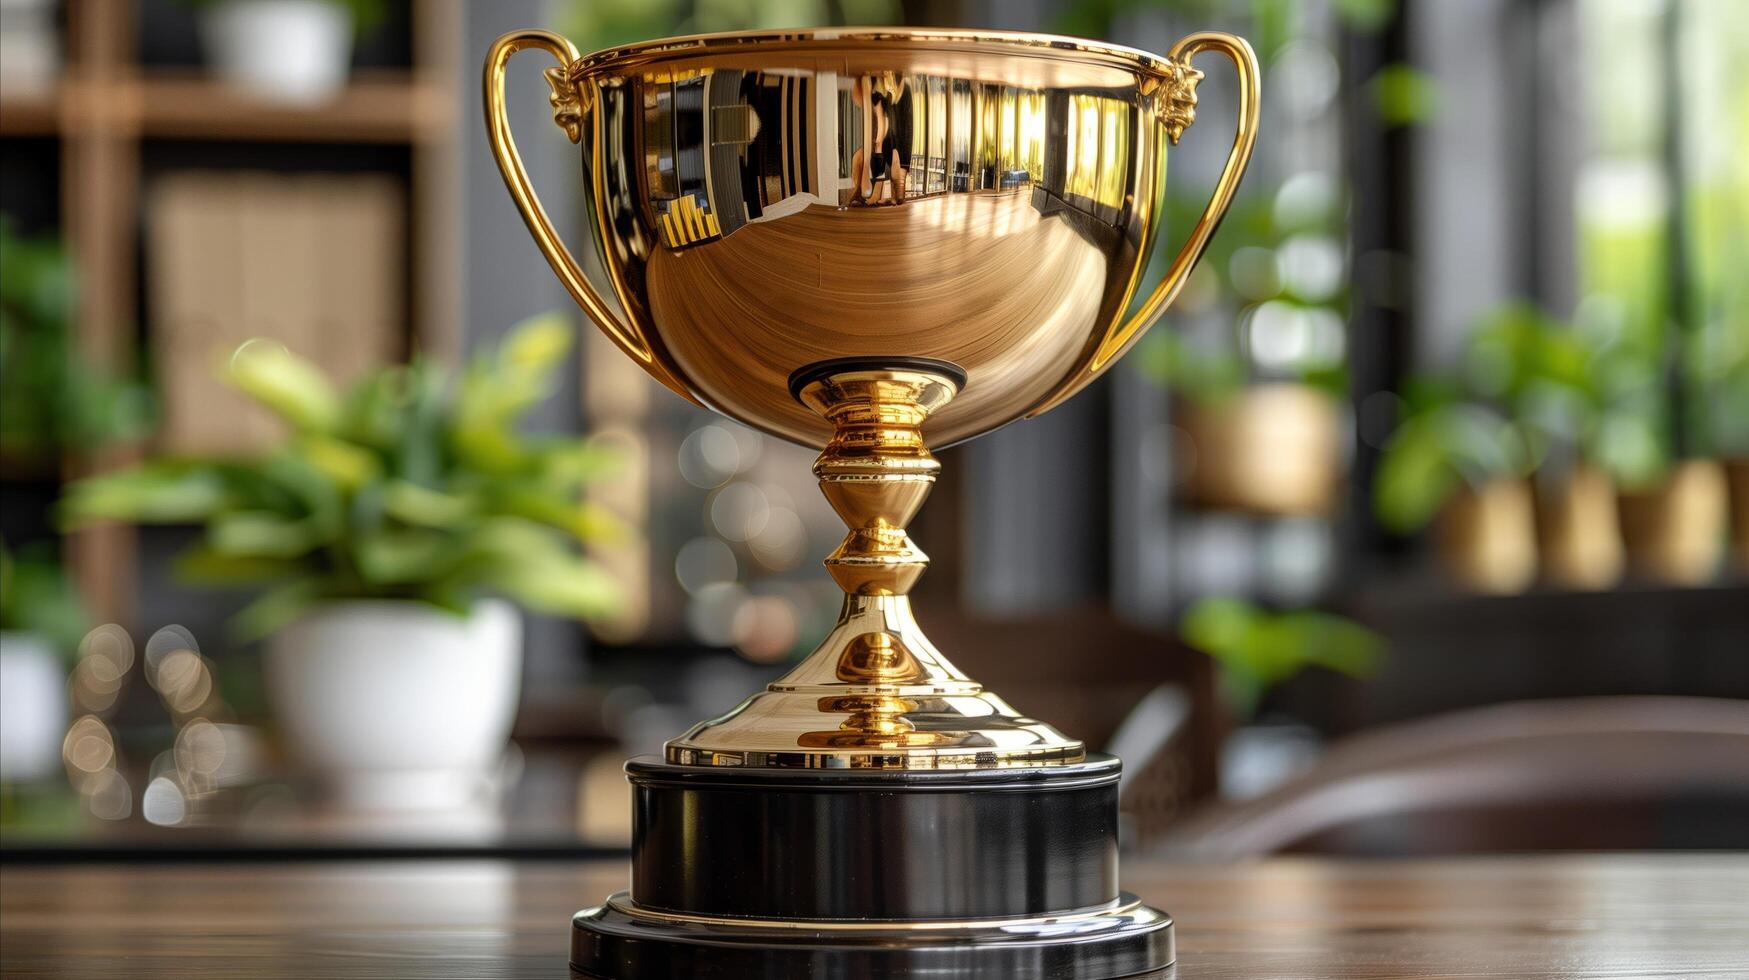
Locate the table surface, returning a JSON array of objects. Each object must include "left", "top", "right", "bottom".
[{"left": 2, "top": 854, "right": 1745, "bottom": 979}]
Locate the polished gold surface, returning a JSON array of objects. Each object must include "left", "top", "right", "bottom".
[
  {"left": 487, "top": 25, "right": 1258, "bottom": 449},
  {"left": 484, "top": 25, "right": 1260, "bottom": 768},
  {"left": 666, "top": 365, "right": 1084, "bottom": 768}
]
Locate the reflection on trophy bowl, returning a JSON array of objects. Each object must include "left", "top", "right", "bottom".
[
  {"left": 491, "top": 28, "right": 1258, "bottom": 448},
  {"left": 647, "top": 190, "right": 1113, "bottom": 447},
  {"left": 486, "top": 26, "right": 1258, "bottom": 772}
]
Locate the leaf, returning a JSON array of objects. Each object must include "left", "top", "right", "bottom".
[
  {"left": 231, "top": 577, "right": 326, "bottom": 642},
  {"left": 1333, "top": 0, "right": 1396, "bottom": 34},
  {"left": 354, "top": 528, "right": 456, "bottom": 585},
  {"left": 225, "top": 340, "right": 341, "bottom": 432},
  {"left": 444, "top": 515, "right": 619, "bottom": 619},
  {"left": 340, "top": 365, "right": 411, "bottom": 451},
  {"left": 174, "top": 546, "right": 307, "bottom": 586},
  {"left": 450, "top": 315, "right": 575, "bottom": 473},
  {"left": 1369, "top": 64, "right": 1440, "bottom": 127},
  {"left": 208, "top": 511, "right": 320, "bottom": 559},
  {"left": 481, "top": 553, "right": 620, "bottom": 620},
  {"left": 493, "top": 487, "right": 624, "bottom": 542},
  {"left": 501, "top": 312, "right": 573, "bottom": 376},
  {"left": 0, "top": 542, "right": 89, "bottom": 654},
  {"left": 60, "top": 463, "right": 234, "bottom": 526},
  {"left": 254, "top": 454, "right": 344, "bottom": 539},
  {"left": 394, "top": 362, "right": 449, "bottom": 486},
  {"left": 297, "top": 434, "right": 381, "bottom": 489},
  {"left": 1181, "top": 598, "right": 1261, "bottom": 661},
  {"left": 535, "top": 438, "right": 624, "bottom": 485},
  {"left": 382, "top": 480, "right": 475, "bottom": 528},
  {"left": 1283, "top": 611, "right": 1384, "bottom": 678},
  {"left": 1181, "top": 599, "right": 1385, "bottom": 720},
  {"left": 1373, "top": 415, "right": 1459, "bottom": 532}
]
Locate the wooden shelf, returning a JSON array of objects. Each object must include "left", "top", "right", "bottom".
[
  {"left": 0, "top": 0, "right": 466, "bottom": 627},
  {"left": 0, "top": 89, "right": 59, "bottom": 136},
  {"left": 141, "top": 71, "right": 453, "bottom": 144},
  {"left": 2, "top": 72, "right": 452, "bottom": 144}
]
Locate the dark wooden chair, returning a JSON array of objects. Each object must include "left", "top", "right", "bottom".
[
  {"left": 915, "top": 601, "right": 1221, "bottom": 845},
  {"left": 1157, "top": 696, "right": 1749, "bottom": 857}
]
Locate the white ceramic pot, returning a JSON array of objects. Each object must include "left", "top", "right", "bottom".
[
  {"left": 200, "top": 0, "right": 354, "bottom": 104},
  {"left": 266, "top": 599, "right": 522, "bottom": 811},
  {"left": 0, "top": 631, "right": 68, "bottom": 783}
]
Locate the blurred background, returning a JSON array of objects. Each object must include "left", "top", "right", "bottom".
[{"left": 0, "top": 0, "right": 1744, "bottom": 858}]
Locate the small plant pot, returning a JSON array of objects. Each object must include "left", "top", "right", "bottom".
[
  {"left": 266, "top": 599, "right": 522, "bottom": 811},
  {"left": 1437, "top": 478, "right": 1537, "bottom": 594},
  {"left": 1617, "top": 459, "right": 1729, "bottom": 586},
  {"left": 0, "top": 631, "right": 68, "bottom": 783},
  {"left": 1535, "top": 465, "right": 1624, "bottom": 590},
  {"left": 1726, "top": 458, "right": 1749, "bottom": 572},
  {"left": 199, "top": 0, "right": 354, "bottom": 103},
  {"left": 1180, "top": 383, "right": 1342, "bottom": 517}
]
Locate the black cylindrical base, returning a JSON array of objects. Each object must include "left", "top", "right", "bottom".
[
  {"left": 571, "top": 893, "right": 1172, "bottom": 979},
  {"left": 570, "top": 755, "right": 1173, "bottom": 980}
]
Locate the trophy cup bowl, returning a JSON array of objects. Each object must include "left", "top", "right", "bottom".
[{"left": 485, "top": 25, "right": 1257, "bottom": 979}]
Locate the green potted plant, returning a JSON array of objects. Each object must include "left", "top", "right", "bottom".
[
  {"left": 0, "top": 217, "right": 151, "bottom": 463},
  {"left": 1373, "top": 364, "right": 1538, "bottom": 593},
  {"left": 1584, "top": 317, "right": 1728, "bottom": 587},
  {"left": 1134, "top": 182, "right": 1350, "bottom": 519},
  {"left": 178, "top": 0, "right": 386, "bottom": 103},
  {"left": 62, "top": 314, "right": 621, "bottom": 810},
  {"left": 1139, "top": 329, "right": 1346, "bottom": 519},
  {"left": 1459, "top": 301, "right": 1628, "bottom": 589}
]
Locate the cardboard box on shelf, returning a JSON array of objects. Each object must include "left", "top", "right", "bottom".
[{"left": 148, "top": 172, "right": 403, "bottom": 454}]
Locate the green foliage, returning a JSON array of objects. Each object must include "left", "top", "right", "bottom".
[
  {"left": 1139, "top": 183, "right": 1351, "bottom": 402},
  {"left": 1134, "top": 330, "right": 1246, "bottom": 404},
  {"left": 1331, "top": 0, "right": 1396, "bottom": 33},
  {"left": 171, "top": 0, "right": 389, "bottom": 35},
  {"left": 1053, "top": 0, "right": 1400, "bottom": 52},
  {"left": 1373, "top": 298, "right": 1685, "bottom": 532},
  {"left": 0, "top": 542, "right": 89, "bottom": 656},
  {"left": 0, "top": 218, "right": 152, "bottom": 459},
  {"left": 1470, "top": 300, "right": 1675, "bottom": 489},
  {"left": 1694, "top": 331, "right": 1749, "bottom": 456},
  {"left": 557, "top": 0, "right": 900, "bottom": 50},
  {"left": 1373, "top": 397, "right": 1528, "bottom": 533},
  {"left": 1368, "top": 64, "right": 1440, "bottom": 127},
  {"left": 61, "top": 315, "right": 623, "bottom": 640},
  {"left": 1181, "top": 598, "right": 1382, "bottom": 719}
]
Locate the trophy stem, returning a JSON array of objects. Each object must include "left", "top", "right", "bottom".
[
  {"left": 797, "top": 364, "right": 953, "bottom": 614},
  {"left": 665, "top": 358, "right": 1085, "bottom": 769}
]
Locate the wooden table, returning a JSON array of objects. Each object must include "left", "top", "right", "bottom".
[{"left": 2, "top": 855, "right": 1744, "bottom": 978}]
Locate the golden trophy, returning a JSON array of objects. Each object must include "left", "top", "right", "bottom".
[{"left": 485, "top": 24, "right": 1257, "bottom": 978}]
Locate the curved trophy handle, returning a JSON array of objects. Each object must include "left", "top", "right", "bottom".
[
  {"left": 1087, "top": 31, "right": 1261, "bottom": 372},
  {"left": 483, "top": 30, "right": 675, "bottom": 383}
]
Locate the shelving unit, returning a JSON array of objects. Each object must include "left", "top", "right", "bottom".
[
  {"left": 0, "top": 70, "right": 452, "bottom": 143},
  {"left": 0, "top": 0, "right": 463, "bottom": 626}
]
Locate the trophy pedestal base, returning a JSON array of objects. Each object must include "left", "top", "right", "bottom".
[
  {"left": 569, "top": 895, "right": 1172, "bottom": 979},
  {"left": 569, "top": 755, "right": 1174, "bottom": 980}
]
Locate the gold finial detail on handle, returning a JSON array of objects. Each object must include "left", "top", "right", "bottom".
[
  {"left": 544, "top": 65, "right": 585, "bottom": 142},
  {"left": 1161, "top": 60, "right": 1205, "bottom": 144}
]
